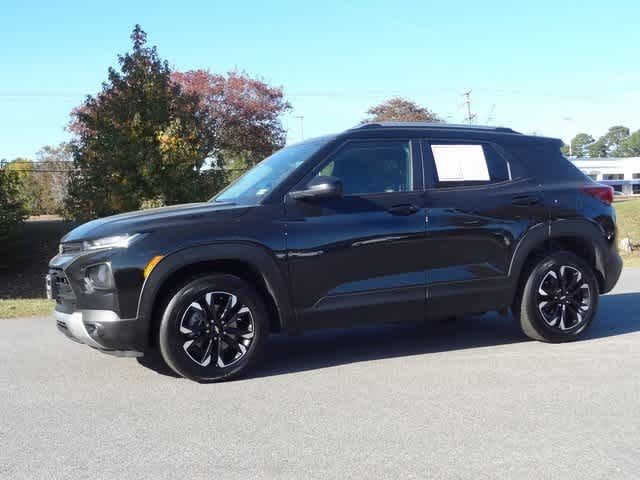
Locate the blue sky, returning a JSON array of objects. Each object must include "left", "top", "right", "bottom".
[{"left": 1, "top": 0, "right": 638, "bottom": 159}]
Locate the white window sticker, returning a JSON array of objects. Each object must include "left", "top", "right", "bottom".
[{"left": 431, "top": 144, "right": 489, "bottom": 182}]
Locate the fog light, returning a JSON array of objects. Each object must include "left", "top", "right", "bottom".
[
  {"left": 85, "top": 323, "right": 100, "bottom": 336},
  {"left": 84, "top": 263, "right": 114, "bottom": 292}
]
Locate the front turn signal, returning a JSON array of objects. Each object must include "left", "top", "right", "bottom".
[{"left": 143, "top": 255, "right": 164, "bottom": 279}]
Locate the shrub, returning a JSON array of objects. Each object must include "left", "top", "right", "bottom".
[{"left": 0, "top": 169, "right": 28, "bottom": 250}]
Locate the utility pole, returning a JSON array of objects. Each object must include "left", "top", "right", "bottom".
[
  {"left": 462, "top": 90, "right": 477, "bottom": 125},
  {"left": 295, "top": 115, "right": 304, "bottom": 141},
  {"left": 562, "top": 117, "right": 574, "bottom": 157}
]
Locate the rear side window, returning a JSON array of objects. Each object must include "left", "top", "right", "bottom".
[{"left": 427, "top": 143, "right": 509, "bottom": 187}]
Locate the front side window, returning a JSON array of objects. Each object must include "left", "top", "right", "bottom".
[
  {"left": 215, "top": 137, "right": 331, "bottom": 204},
  {"left": 429, "top": 143, "right": 509, "bottom": 187},
  {"left": 603, "top": 173, "right": 624, "bottom": 180},
  {"left": 319, "top": 140, "right": 413, "bottom": 195}
]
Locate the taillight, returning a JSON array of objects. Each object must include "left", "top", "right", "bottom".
[{"left": 582, "top": 184, "right": 613, "bottom": 205}]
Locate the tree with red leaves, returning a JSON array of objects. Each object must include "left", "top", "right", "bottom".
[{"left": 172, "top": 69, "right": 291, "bottom": 166}]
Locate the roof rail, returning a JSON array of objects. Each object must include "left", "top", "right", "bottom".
[{"left": 351, "top": 122, "right": 521, "bottom": 134}]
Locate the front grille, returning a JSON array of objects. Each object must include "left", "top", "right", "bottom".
[
  {"left": 48, "top": 268, "right": 76, "bottom": 306},
  {"left": 59, "top": 242, "right": 83, "bottom": 254}
]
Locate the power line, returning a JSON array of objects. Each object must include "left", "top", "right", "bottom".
[
  {"left": 0, "top": 160, "right": 72, "bottom": 163},
  {"left": 0, "top": 170, "right": 74, "bottom": 173}
]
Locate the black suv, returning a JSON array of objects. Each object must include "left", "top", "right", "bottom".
[{"left": 48, "top": 122, "right": 622, "bottom": 382}]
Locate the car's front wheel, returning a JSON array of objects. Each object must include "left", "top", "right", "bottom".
[
  {"left": 516, "top": 251, "right": 599, "bottom": 342},
  {"left": 158, "top": 274, "right": 269, "bottom": 382}
]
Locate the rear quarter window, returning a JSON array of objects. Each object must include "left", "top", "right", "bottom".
[{"left": 503, "top": 138, "right": 584, "bottom": 182}]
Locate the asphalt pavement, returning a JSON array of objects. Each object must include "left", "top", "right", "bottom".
[{"left": 2, "top": 270, "right": 640, "bottom": 479}]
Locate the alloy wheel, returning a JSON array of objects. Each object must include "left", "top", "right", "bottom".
[
  {"left": 536, "top": 265, "right": 591, "bottom": 332},
  {"left": 178, "top": 291, "right": 255, "bottom": 368}
]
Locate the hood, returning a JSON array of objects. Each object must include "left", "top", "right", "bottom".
[{"left": 62, "top": 202, "right": 250, "bottom": 242}]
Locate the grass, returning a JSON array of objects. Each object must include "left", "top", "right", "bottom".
[
  {"left": 615, "top": 198, "right": 640, "bottom": 240},
  {"left": 0, "top": 298, "right": 54, "bottom": 319},
  {"left": 614, "top": 198, "right": 640, "bottom": 268}
]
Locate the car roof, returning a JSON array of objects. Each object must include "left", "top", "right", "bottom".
[
  {"left": 294, "top": 123, "right": 559, "bottom": 148},
  {"left": 343, "top": 122, "right": 563, "bottom": 143},
  {"left": 350, "top": 121, "right": 521, "bottom": 135}
]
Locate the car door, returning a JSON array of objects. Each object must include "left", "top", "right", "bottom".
[
  {"left": 421, "top": 138, "right": 548, "bottom": 318},
  {"left": 284, "top": 138, "right": 427, "bottom": 330}
]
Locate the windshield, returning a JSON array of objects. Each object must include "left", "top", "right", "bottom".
[{"left": 214, "top": 138, "right": 331, "bottom": 204}]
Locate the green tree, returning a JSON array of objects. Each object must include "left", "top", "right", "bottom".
[
  {"left": 602, "top": 125, "right": 630, "bottom": 156},
  {"left": 569, "top": 133, "right": 595, "bottom": 158},
  {"left": 618, "top": 130, "right": 640, "bottom": 157},
  {"left": 364, "top": 97, "right": 442, "bottom": 123},
  {"left": 4, "top": 145, "right": 72, "bottom": 216},
  {"left": 0, "top": 168, "right": 28, "bottom": 255},
  {"left": 587, "top": 138, "right": 608, "bottom": 158},
  {"left": 66, "top": 25, "right": 215, "bottom": 219},
  {"left": 5, "top": 159, "right": 51, "bottom": 215},
  {"left": 35, "top": 143, "right": 73, "bottom": 213}
]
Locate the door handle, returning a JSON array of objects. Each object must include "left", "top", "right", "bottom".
[
  {"left": 388, "top": 204, "right": 419, "bottom": 216},
  {"left": 512, "top": 195, "right": 540, "bottom": 206}
]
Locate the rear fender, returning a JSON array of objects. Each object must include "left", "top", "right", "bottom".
[{"left": 508, "top": 219, "right": 609, "bottom": 294}]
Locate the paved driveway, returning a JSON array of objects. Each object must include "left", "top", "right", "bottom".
[{"left": 2, "top": 270, "right": 640, "bottom": 479}]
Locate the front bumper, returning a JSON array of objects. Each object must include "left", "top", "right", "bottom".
[
  {"left": 48, "top": 254, "right": 145, "bottom": 357},
  {"left": 54, "top": 308, "right": 142, "bottom": 357}
]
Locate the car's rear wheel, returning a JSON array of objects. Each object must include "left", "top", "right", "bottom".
[
  {"left": 516, "top": 251, "right": 599, "bottom": 342},
  {"left": 158, "top": 274, "right": 268, "bottom": 382}
]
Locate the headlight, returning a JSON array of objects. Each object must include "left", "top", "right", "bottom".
[
  {"left": 82, "top": 233, "right": 142, "bottom": 251},
  {"left": 84, "top": 263, "right": 114, "bottom": 292}
]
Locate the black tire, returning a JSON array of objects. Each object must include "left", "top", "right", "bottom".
[
  {"left": 516, "top": 251, "right": 599, "bottom": 342},
  {"left": 158, "top": 274, "right": 269, "bottom": 382}
]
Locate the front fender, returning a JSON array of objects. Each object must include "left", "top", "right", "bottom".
[{"left": 136, "top": 242, "right": 293, "bottom": 346}]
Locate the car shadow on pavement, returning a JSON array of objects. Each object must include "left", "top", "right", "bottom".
[
  {"left": 253, "top": 292, "right": 640, "bottom": 379},
  {"left": 138, "top": 293, "right": 640, "bottom": 380}
]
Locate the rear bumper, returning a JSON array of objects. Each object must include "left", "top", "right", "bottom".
[
  {"left": 601, "top": 248, "right": 623, "bottom": 294},
  {"left": 54, "top": 308, "right": 142, "bottom": 357}
]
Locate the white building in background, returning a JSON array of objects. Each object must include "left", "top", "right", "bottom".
[{"left": 570, "top": 157, "right": 640, "bottom": 195}]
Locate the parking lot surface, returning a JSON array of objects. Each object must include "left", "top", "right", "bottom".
[{"left": 2, "top": 270, "right": 640, "bottom": 479}]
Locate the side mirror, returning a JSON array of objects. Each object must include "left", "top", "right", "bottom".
[{"left": 289, "top": 176, "right": 343, "bottom": 201}]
